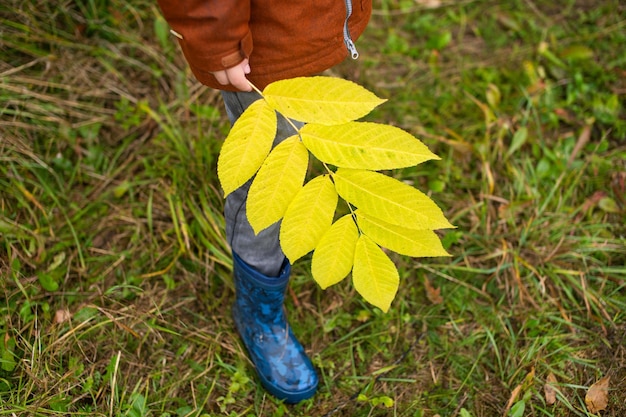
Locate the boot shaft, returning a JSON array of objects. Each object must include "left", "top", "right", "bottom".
[
  {"left": 230, "top": 251, "right": 319, "bottom": 403},
  {"left": 232, "top": 252, "right": 291, "bottom": 324}
]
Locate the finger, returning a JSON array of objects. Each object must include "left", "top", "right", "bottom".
[
  {"left": 226, "top": 66, "right": 252, "bottom": 92},
  {"left": 213, "top": 70, "right": 229, "bottom": 86},
  {"left": 242, "top": 59, "right": 251, "bottom": 75}
]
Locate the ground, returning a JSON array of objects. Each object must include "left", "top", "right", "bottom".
[{"left": 1, "top": 0, "right": 625, "bottom": 416}]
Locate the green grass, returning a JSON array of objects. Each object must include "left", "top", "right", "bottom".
[{"left": 1, "top": 0, "right": 625, "bottom": 416}]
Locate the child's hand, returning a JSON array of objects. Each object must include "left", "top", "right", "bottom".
[{"left": 212, "top": 59, "right": 252, "bottom": 92}]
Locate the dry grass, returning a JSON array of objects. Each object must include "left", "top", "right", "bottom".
[{"left": 2, "top": 0, "right": 625, "bottom": 416}]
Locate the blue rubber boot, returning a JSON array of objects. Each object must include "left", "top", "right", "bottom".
[{"left": 231, "top": 252, "right": 319, "bottom": 403}]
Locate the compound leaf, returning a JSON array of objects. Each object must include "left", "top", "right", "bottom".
[
  {"left": 311, "top": 214, "right": 359, "bottom": 289},
  {"left": 353, "top": 234, "right": 399, "bottom": 312},
  {"left": 301, "top": 122, "right": 439, "bottom": 169},
  {"left": 356, "top": 211, "right": 450, "bottom": 257},
  {"left": 218, "top": 99, "right": 277, "bottom": 196},
  {"left": 247, "top": 136, "right": 309, "bottom": 234},
  {"left": 280, "top": 175, "right": 338, "bottom": 263},
  {"left": 334, "top": 168, "right": 454, "bottom": 230},
  {"left": 263, "top": 77, "right": 386, "bottom": 125}
]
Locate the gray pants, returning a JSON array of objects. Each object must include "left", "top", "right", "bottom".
[{"left": 221, "top": 91, "right": 300, "bottom": 277}]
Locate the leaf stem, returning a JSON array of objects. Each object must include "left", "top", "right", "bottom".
[
  {"left": 247, "top": 80, "right": 263, "bottom": 96},
  {"left": 248, "top": 80, "right": 303, "bottom": 137},
  {"left": 324, "top": 163, "right": 360, "bottom": 231}
]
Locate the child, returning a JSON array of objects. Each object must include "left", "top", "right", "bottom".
[{"left": 156, "top": 0, "right": 372, "bottom": 403}]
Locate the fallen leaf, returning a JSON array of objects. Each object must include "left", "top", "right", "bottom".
[
  {"left": 585, "top": 375, "right": 610, "bottom": 413},
  {"left": 54, "top": 309, "right": 71, "bottom": 324},
  {"left": 424, "top": 277, "right": 443, "bottom": 304},
  {"left": 504, "top": 368, "right": 535, "bottom": 415},
  {"left": 505, "top": 384, "right": 523, "bottom": 414},
  {"left": 544, "top": 372, "right": 557, "bottom": 405}
]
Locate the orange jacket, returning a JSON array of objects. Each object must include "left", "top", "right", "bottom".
[{"left": 157, "top": 0, "right": 372, "bottom": 91}]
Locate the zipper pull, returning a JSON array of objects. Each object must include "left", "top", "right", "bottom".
[
  {"left": 343, "top": 0, "right": 359, "bottom": 59},
  {"left": 345, "top": 38, "right": 359, "bottom": 60}
]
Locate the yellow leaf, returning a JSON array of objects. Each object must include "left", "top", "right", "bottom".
[
  {"left": 353, "top": 234, "right": 399, "bottom": 312},
  {"left": 311, "top": 214, "right": 358, "bottom": 289},
  {"left": 356, "top": 211, "right": 450, "bottom": 257},
  {"left": 280, "top": 175, "right": 338, "bottom": 263},
  {"left": 585, "top": 376, "right": 610, "bottom": 414},
  {"left": 263, "top": 76, "right": 386, "bottom": 125},
  {"left": 247, "top": 136, "right": 309, "bottom": 234},
  {"left": 301, "top": 122, "right": 439, "bottom": 169},
  {"left": 334, "top": 168, "right": 454, "bottom": 230},
  {"left": 217, "top": 99, "right": 277, "bottom": 196}
]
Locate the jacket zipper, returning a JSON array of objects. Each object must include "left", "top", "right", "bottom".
[{"left": 343, "top": 0, "right": 359, "bottom": 59}]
